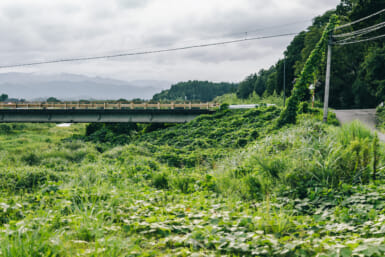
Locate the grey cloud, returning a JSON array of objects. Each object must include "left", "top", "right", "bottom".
[
  {"left": 116, "top": 0, "right": 150, "bottom": 9},
  {"left": 0, "top": 0, "right": 341, "bottom": 85},
  {"left": 2, "top": 5, "right": 26, "bottom": 20}
]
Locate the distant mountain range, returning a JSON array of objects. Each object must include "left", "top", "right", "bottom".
[{"left": 0, "top": 73, "right": 171, "bottom": 101}]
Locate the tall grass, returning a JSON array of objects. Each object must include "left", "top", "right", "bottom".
[
  {"left": 214, "top": 117, "right": 382, "bottom": 198},
  {"left": 335, "top": 120, "right": 373, "bottom": 146}
]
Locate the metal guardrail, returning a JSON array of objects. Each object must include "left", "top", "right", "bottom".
[{"left": 0, "top": 102, "right": 220, "bottom": 110}]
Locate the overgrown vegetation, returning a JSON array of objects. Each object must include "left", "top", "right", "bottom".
[
  {"left": 277, "top": 15, "right": 338, "bottom": 127},
  {"left": 0, "top": 104, "right": 384, "bottom": 256}
]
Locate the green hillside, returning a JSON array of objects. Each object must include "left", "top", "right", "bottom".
[{"left": 152, "top": 80, "right": 237, "bottom": 102}]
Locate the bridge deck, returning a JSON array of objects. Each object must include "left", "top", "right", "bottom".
[
  {"left": 0, "top": 102, "right": 218, "bottom": 123},
  {"left": 0, "top": 102, "right": 219, "bottom": 110}
]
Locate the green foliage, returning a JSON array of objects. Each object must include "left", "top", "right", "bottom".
[
  {"left": 152, "top": 80, "right": 237, "bottom": 101},
  {"left": 236, "top": 0, "right": 385, "bottom": 110},
  {"left": 152, "top": 172, "right": 169, "bottom": 189},
  {"left": 336, "top": 120, "right": 373, "bottom": 146},
  {"left": 359, "top": 46, "right": 385, "bottom": 104},
  {"left": 137, "top": 106, "right": 280, "bottom": 168},
  {"left": 236, "top": 66, "right": 276, "bottom": 99},
  {"left": 84, "top": 123, "right": 137, "bottom": 145},
  {"left": 0, "top": 106, "right": 384, "bottom": 256},
  {"left": 215, "top": 92, "right": 285, "bottom": 107},
  {"left": 172, "top": 174, "right": 196, "bottom": 193},
  {"left": 372, "top": 132, "right": 379, "bottom": 180},
  {"left": 219, "top": 103, "right": 229, "bottom": 110},
  {"left": 237, "top": 74, "right": 256, "bottom": 99},
  {"left": 377, "top": 106, "right": 385, "bottom": 135},
  {"left": 0, "top": 93, "right": 8, "bottom": 102},
  {"left": 0, "top": 168, "right": 60, "bottom": 192},
  {"left": 21, "top": 152, "right": 42, "bottom": 166},
  {"left": 46, "top": 97, "right": 61, "bottom": 103},
  {"left": 277, "top": 15, "right": 338, "bottom": 127},
  {"left": 297, "top": 101, "right": 309, "bottom": 114},
  {"left": 0, "top": 124, "right": 12, "bottom": 134}
]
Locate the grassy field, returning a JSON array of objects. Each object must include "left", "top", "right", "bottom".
[{"left": 0, "top": 106, "right": 384, "bottom": 256}]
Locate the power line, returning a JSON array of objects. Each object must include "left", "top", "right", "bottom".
[
  {"left": 333, "top": 9, "right": 385, "bottom": 45},
  {"left": 226, "top": 19, "right": 310, "bottom": 38},
  {"left": 334, "top": 23, "right": 385, "bottom": 44},
  {"left": 0, "top": 32, "right": 298, "bottom": 69},
  {"left": 333, "top": 21, "right": 385, "bottom": 38},
  {"left": 110, "top": 20, "right": 310, "bottom": 56},
  {"left": 334, "top": 33, "right": 385, "bottom": 45},
  {"left": 335, "top": 8, "right": 385, "bottom": 30}
]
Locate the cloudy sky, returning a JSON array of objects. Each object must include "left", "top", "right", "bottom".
[{"left": 0, "top": 0, "right": 341, "bottom": 84}]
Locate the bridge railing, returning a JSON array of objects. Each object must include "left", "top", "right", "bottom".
[{"left": 0, "top": 102, "right": 220, "bottom": 110}]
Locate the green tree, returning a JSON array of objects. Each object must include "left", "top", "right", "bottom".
[
  {"left": 283, "top": 32, "right": 307, "bottom": 97},
  {"left": 359, "top": 46, "right": 385, "bottom": 103},
  {"left": 237, "top": 74, "right": 257, "bottom": 99},
  {"left": 0, "top": 94, "right": 8, "bottom": 102},
  {"left": 266, "top": 72, "right": 277, "bottom": 95},
  {"left": 46, "top": 97, "right": 61, "bottom": 103},
  {"left": 153, "top": 81, "right": 237, "bottom": 102},
  {"left": 253, "top": 68, "right": 275, "bottom": 96}
]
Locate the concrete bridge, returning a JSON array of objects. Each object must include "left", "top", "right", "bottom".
[{"left": 0, "top": 102, "right": 219, "bottom": 123}]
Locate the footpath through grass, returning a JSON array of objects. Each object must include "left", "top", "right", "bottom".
[{"left": 0, "top": 106, "right": 384, "bottom": 256}]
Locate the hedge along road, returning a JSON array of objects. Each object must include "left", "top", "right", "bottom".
[{"left": 333, "top": 109, "right": 385, "bottom": 142}]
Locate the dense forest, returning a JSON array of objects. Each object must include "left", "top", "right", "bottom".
[
  {"left": 237, "top": 0, "right": 385, "bottom": 109},
  {"left": 152, "top": 81, "right": 237, "bottom": 102}
]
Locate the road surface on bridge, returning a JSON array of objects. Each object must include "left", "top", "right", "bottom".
[
  {"left": 333, "top": 109, "right": 385, "bottom": 142},
  {"left": 0, "top": 102, "right": 220, "bottom": 123}
]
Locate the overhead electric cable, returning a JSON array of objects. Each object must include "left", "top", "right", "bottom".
[
  {"left": 333, "top": 21, "right": 385, "bottom": 38},
  {"left": 335, "top": 24, "right": 385, "bottom": 44},
  {"left": 334, "top": 33, "right": 385, "bottom": 45},
  {"left": 226, "top": 19, "right": 310, "bottom": 38},
  {"left": 335, "top": 8, "right": 385, "bottom": 30},
  {"left": 0, "top": 32, "right": 298, "bottom": 69}
]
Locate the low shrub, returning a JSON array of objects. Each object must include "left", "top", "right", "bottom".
[
  {"left": 21, "top": 152, "right": 42, "bottom": 166},
  {"left": 0, "top": 169, "right": 61, "bottom": 191},
  {"left": 242, "top": 174, "right": 263, "bottom": 199},
  {"left": 172, "top": 175, "right": 197, "bottom": 193},
  {"left": 0, "top": 124, "right": 12, "bottom": 134},
  {"left": 152, "top": 172, "right": 169, "bottom": 189}
]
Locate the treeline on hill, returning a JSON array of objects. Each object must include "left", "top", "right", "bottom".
[
  {"left": 152, "top": 80, "right": 237, "bottom": 102},
  {"left": 237, "top": 0, "right": 385, "bottom": 109}
]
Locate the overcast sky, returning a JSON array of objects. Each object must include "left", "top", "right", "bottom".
[{"left": 0, "top": 0, "right": 341, "bottom": 84}]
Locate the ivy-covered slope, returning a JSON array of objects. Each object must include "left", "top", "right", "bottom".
[{"left": 135, "top": 106, "right": 281, "bottom": 168}]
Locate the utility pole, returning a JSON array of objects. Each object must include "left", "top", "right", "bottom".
[
  {"left": 323, "top": 35, "right": 332, "bottom": 123},
  {"left": 283, "top": 56, "right": 286, "bottom": 106}
]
